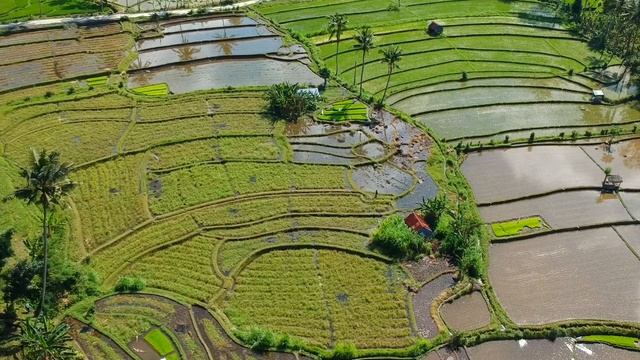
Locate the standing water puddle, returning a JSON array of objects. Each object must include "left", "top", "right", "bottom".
[{"left": 412, "top": 273, "right": 456, "bottom": 338}]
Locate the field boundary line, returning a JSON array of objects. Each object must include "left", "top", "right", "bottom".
[
  {"left": 611, "top": 226, "right": 640, "bottom": 262},
  {"left": 489, "top": 220, "right": 640, "bottom": 243},
  {"left": 477, "top": 187, "right": 640, "bottom": 207}
]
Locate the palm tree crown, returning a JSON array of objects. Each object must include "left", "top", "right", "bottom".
[
  {"left": 380, "top": 45, "right": 403, "bottom": 100},
  {"left": 327, "top": 13, "right": 348, "bottom": 75},
  {"left": 13, "top": 149, "right": 75, "bottom": 315},
  {"left": 18, "top": 316, "right": 75, "bottom": 360},
  {"left": 14, "top": 150, "right": 76, "bottom": 210},
  {"left": 354, "top": 26, "right": 375, "bottom": 95}
]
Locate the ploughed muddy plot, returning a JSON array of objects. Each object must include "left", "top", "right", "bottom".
[
  {"left": 128, "top": 15, "right": 322, "bottom": 92},
  {"left": 440, "top": 291, "right": 491, "bottom": 332},
  {"left": 0, "top": 24, "right": 130, "bottom": 92},
  {"left": 466, "top": 338, "right": 640, "bottom": 359},
  {"left": 479, "top": 190, "right": 633, "bottom": 231},
  {"left": 581, "top": 139, "right": 640, "bottom": 189},
  {"left": 489, "top": 228, "right": 640, "bottom": 324},
  {"left": 462, "top": 146, "right": 604, "bottom": 204},
  {"left": 412, "top": 273, "right": 456, "bottom": 339},
  {"left": 614, "top": 225, "right": 640, "bottom": 257}
]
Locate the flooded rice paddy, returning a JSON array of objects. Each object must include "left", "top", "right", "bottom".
[
  {"left": 581, "top": 139, "right": 640, "bottom": 189},
  {"left": 413, "top": 273, "right": 456, "bottom": 338},
  {"left": 489, "top": 228, "right": 640, "bottom": 324},
  {"left": 128, "top": 15, "right": 322, "bottom": 92},
  {"left": 462, "top": 146, "right": 605, "bottom": 203},
  {"left": 479, "top": 190, "right": 633, "bottom": 230},
  {"left": 466, "top": 338, "right": 640, "bottom": 359},
  {"left": 440, "top": 291, "right": 491, "bottom": 331},
  {"left": 419, "top": 102, "right": 640, "bottom": 140}
]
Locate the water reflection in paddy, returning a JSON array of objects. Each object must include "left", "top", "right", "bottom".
[{"left": 137, "top": 25, "right": 274, "bottom": 50}]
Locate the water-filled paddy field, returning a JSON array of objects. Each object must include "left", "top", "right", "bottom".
[
  {"left": 127, "top": 15, "right": 322, "bottom": 92},
  {"left": 256, "top": 0, "right": 640, "bottom": 141},
  {"left": 467, "top": 338, "right": 640, "bottom": 359}
]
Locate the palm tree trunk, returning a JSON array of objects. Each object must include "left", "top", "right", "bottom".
[
  {"left": 335, "top": 35, "right": 340, "bottom": 75},
  {"left": 359, "top": 50, "right": 366, "bottom": 95},
  {"left": 38, "top": 204, "right": 48, "bottom": 317},
  {"left": 382, "top": 68, "right": 391, "bottom": 101}
]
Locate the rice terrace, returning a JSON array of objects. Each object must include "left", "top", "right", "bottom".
[{"left": 0, "top": 0, "right": 639, "bottom": 358}]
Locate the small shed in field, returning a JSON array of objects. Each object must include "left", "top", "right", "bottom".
[
  {"left": 592, "top": 89, "right": 605, "bottom": 103},
  {"left": 427, "top": 21, "right": 443, "bottom": 36},
  {"left": 602, "top": 174, "right": 623, "bottom": 192},
  {"left": 405, "top": 212, "right": 433, "bottom": 238}
]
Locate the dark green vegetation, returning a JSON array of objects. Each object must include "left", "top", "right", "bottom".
[
  {"left": 372, "top": 214, "right": 428, "bottom": 259},
  {"left": 0, "top": 0, "right": 102, "bottom": 23},
  {"left": 265, "top": 82, "right": 320, "bottom": 121}
]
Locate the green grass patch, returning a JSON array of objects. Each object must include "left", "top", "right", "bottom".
[
  {"left": 317, "top": 99, "right": 369, "bottom": 122},
  {"left": 0, "top": 0, "right": 101, "bottom": 22},
  {"left": 132, "top": 83, "right": 170, "bottom": 97},
  {"left": 491, "top": 216, "right": 544, "bottom": 237},
  {"left": 86, "top": 76, "right": 109, "bottom": 87},
  {"left": 581, "top": 335, "right": 640, "bottom": 351},
  {"left": 144, "top": 328, "right": 176, "bottom": 356}
]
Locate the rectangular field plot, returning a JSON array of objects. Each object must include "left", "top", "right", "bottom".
[
  {"left": 462, "top": 146, "right": 603, "bottom": 203},
  {"left": 489, "top": 228, "right": 640, "bottom": 324},
  {"left": 224, "top": 249, "right": 413, "bottom": 348},
  {"left": 581, "top": 140, "right": 640, "bottom": 189},
  {"left": 71, "top": 155, "right": 151, "bottom": 252},
  {"left": 614, "top": 225, "right": 640, "bottom": 258},
  {"left": 418, "top": 102, "right": 640, "bottom": 140},
  {"left": 480, "top": 191, "right": 633, "bottom": 229}
]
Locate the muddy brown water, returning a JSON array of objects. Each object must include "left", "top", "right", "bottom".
[
  {"left": 289, "top": 130, "right": 367, "bottom": 146},
  {"left": 351, "top": 164, "right": 415, "bottom": 195},
  {"left": 403, "top": 258, "right": 454, "bottom": 284},
  {"left": 396, "top": 161, "right": 438, "bottom": 211},
  {"left": 479, "top": 190, "right": 632, "bottom": 229},
  {"left": 466, "top": 338, "right": 640, "bottom": 359},
  {"left": 489, "top": 228, "right": 640, "bottom": 324},
  {"left": 423, "top": 346, "right": 469, "bottom": 360},
  {"left": 581, "top": 139, "right": 640, "bottom": 189},
  {"left": 462, "top": 146, "right": 604, "bottom": 203},
  {"left": 614, "top": 225, "right": 640, "bottom": 257},
  {"left": 129, "top": 335, "right": 162, "bottom": 360},
  {"left": 354, "top": 141, "right": 386, "bottom": 159},
  {"left": 128, "top": 59, "right": 322, "bottom": 93},
  {"left": 413, "top": 273, "right": 456, "bottom": 338},
  {"left": 440, "top": 291, "right": 491, "bottom": 332}
]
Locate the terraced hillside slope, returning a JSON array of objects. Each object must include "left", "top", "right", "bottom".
[{"left": 256, "top": 0, "right": 640, "bottom": 143}]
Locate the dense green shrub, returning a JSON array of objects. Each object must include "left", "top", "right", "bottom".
[
  {"left": 114, "top": 276, "right": 145, "bottom": 292},
  {"left": 331, "top": 342, "right": 357, "bottom": 360},
  {"left": 265, "top": 83, "right": 320, "bottom": 122},
  {"left": 372, "top": 215, "right": 428, "bottom": 259}
]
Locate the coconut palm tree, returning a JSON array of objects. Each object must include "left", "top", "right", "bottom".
[
  {"left": 13, "top": 150, "right": 76, "bottom": 316},
  {"left": 327, "top": 13, "right": 348, "bottom": 75},
  {"left": 380, "top": 45, "right": 403, "bottom": 101},
  {"left": 18, "top": 316, "right": 75, "bottom": 360},
  {"left": 354, "top": 26, "right": 375, "bottom": 96}
]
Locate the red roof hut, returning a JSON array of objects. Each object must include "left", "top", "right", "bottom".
[{"left": 405, "top": 212, "right": 433, "bottom": 238}]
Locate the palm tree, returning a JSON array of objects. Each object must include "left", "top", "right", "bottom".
[
  {"left": 18, "top": 317, "right": 75, "bottom": 360},
  {"left": 327, "top": 13, "right": 348, "bottom": 75},
  {"left": 13, "top": 150, "right": 76, "bottom": 316},
  {"left": 354, "top": 26, "right": 375, "bottom": 96},
  {"left": 380, "top": 45, "right": 403, "bottom": 101}
]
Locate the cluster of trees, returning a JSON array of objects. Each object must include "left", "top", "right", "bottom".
[
  {"left": 420, "top": 194, "right": 484, "bottom": 277},
  {"left": 371, "top": 215, "right": 429, "bottom": 259},
  {"left": 328, "top": 14, "right": 404, "bottom": 101},
  {"left": 545, "top": 0, "right": 639, "bottom": 80},
  {"left": 1, "top": 150, "right": 99, "bottom": 359}
]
